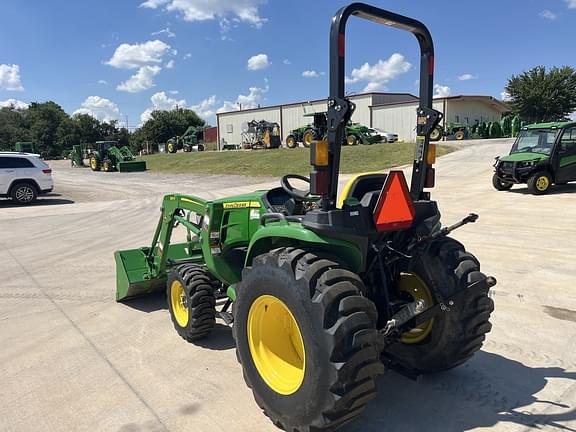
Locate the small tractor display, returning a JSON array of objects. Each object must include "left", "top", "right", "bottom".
[
  {"left": 115, "top": 4, "right": 495, "bottom": 431},
  {"left": 286, "top": 114, "right": 383, "bottom": 148},
  {"left": 493, "top": 121, "right": 576, "bottom": 194},
  {"left": 70, "top": 141, "right": 146, "bottom": 172},
  {"left": 241, "top": 120, "right": 282, "bottom": 149},
  {"left": 167, "top": 126, "right": 207, "bottom": 153}
]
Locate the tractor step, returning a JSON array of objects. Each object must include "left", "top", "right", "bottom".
[{"left": 218, "top": 311, "right": 234, "bottom": 325}]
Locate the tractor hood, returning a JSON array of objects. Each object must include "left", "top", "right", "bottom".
[{"left": 499, "top": 152, "right": 549, "bottom": 163}]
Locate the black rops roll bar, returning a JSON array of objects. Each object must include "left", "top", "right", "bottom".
[{"left": 313, "top": 3, "right": 441, "bottom": 209}]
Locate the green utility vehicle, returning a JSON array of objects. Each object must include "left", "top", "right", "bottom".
[
  {"left": 286, "top": 115, "right": 383, "bottom": 148},
  {"left": 115, "top": 4, "right": 495, "bottom": 431},
  {"left": 493, "top": 121, "right": 576, "bottom": 194},
  {"left": 167, "top": 126, "right": 207, "bottom": 153},
  {"left": 70, "top": 141, "right": 146, "bottom": 172}
]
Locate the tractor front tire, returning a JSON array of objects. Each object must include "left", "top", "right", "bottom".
[
  {"left": 167, "top": 142, "right": 177, "bottom": 153},
  {"left": 455, "top": 130, "right": 466, "bottom": 141},
  {"left": 346, "top": 135, "right": 359, "bottom": 146},
  {"left": 102, "top": 159, "right": 114, "bottom": 172},
  {"left": 492, "top": 173, "right": 513, "bottom": 191},
  {"left": 167, "top": 264, "right": 217, "bottom": 342},
  {"left": 233, "top": 248, "right": 383, "bottom": 432},
  {"left": 430, "top": 126, "right": 443, "bottom": 142},
  {"left": 527, "top": 171, "right": 552, "bottom": 195},
  {"left": 384, "top": 237, "right": 494, "bottom": 373},
  {"left": 286, "top": 135, "right": 298, "bottom": 149},
  {"left": 90, "top": 156, "right": 101, "bottom": 171}
]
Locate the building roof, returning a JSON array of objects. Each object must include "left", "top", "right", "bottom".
[
  {"left": 370, "top": 95, "right": 511, "bottom": 112},
  {"left": 216, "top": 92, "right": 418, "bottom": 117}
]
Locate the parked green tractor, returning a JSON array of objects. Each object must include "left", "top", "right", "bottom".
[
  {"left": 493, "top": 121, "right": 576, "bottom": 194},
  {"left": 70, "top": 141, "right": 146, "bottom": 172},
  {"left": 430, "top": 122, "right": 469, "bottom": 141},
  {"left": 286, "top": 115, "right": 383, "bottom": 148},
  {"left": 15, "top": 141, "right": 39, "bottom": 153},
  {"left": 115, "top": 4, "right": 495, "bottom": 431},
  {"left": 167, "top": 126, "right": 207, "bottom": 153}
]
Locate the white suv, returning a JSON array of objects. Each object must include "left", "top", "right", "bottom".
[{"left": 0, "top": 152, "right": 54, "bottom": 205}]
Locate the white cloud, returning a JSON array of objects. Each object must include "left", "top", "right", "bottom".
[
  {"left": 140, "top": 0, "right": 268, "bottom": 28},
  {"left": 345, "top": 53, "right": 411, "bottom": 92},
  {"left": 74, "top": 96, "right": 121, "bottom": 122},
  {"left": 539, "top": 9, "right": 557, "bottom": 20},
  {"left": 191, "top": 95, "right": 218, "bottom": 120},
  {"left": 140, "top": 91, "right": 187, "bottom": 123},
  {"left": 283, "top": 59, "right": 291, "bottom": 65},
  {"left": 165, "top": 59, "right": 175, "bottom": 69},
  {"left": 106, "top": 40, "right": 172, "bottom": 69},
  {"left": 117, "top": 66, "right": 162, "bottom": 93},
  {"left": 151, "top": 27, "right": 176, "bottom": 38},
  {"left": 302, "top": 70, "right": 324, "bottom": 78},
  {"left": 457, "top": 73, "right": 478, "bottom": 81},
  {"left": 97, "top": 79, "right": 108, "bottom": 85},
  {"left": 0, "top": 64, "right": 24, "bottom": 91},
  {"left": 169, "top": 90, "right": 179, "bottom": 94},
  {"left": 566, "top": 0, "right": 576, "bottom": 8},
  {"left": 0, "top": 98, "right": 29, "bottom": 110},
  {"left": 218, "top": 83, "right": 269, "bottom": 113},
  {"left": 433, "top": 84, "right": 451, "bottom": 98},
  {"left": 183, "top": 53, "right": 192, "bottom": 60},
  {"left": 247, "top": 53, "right": 269, "bottom": 71},
  {"left": 500, "top": 91, "right": 511, "bottom": 101}
]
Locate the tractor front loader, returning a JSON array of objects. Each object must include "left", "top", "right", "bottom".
[{"left": 115, "top": 4, "right": 495, "bottom": 431}]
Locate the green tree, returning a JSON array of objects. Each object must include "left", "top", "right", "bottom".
[
  {"left": 505, "top": 66, "right": 576, "bottom": 123},
  {"left": 0, "top": 106, "right": 31, "bottom": 150},
  {"left": 27, "top": 102, "right": 68, "bottom": 157},
  {"left": 139, "top": 108, "right": 205, "bottom": 146}
]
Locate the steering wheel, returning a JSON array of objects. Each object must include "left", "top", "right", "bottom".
[{"left": 281, "top": 174, "right": 314, "bottom": 201}]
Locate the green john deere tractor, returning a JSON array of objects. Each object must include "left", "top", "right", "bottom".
[
  {"left": 287, "top": 115, "right": 383, "bottom": 148},
  {"left": 429, "top": 122, "right": 469, "bottom": 141},
  {"left": 167, "top": 126, "right": 207, "bottom": 153},
  {"left": 85, "top": 141, "right": 146, "bottom": 172},
  {"left": 493, "top": 121, "right": 576, "bottom": 194},
  {"left": 115, "top": 4, "right": 495, "bottom": 431}
]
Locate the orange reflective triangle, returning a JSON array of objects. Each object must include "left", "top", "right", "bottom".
[{"left": 374, "top": 171, "right": 415, "bottom": 232}]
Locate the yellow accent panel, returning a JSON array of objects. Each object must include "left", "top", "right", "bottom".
[
  {"left": 247, "top": 295, "right": 306, "bottom": 395},
  {"left": 223, "top": 201, "right": 261, "bottom": 209},
  {"left": 337, "top": 172, "right": 384, "bottom": 208},
  {"left": 399, "top": 272, "right": 435, "bottom": 344},
  {"left": 170, "top": 280, "right": 189, "bottom": 327}
]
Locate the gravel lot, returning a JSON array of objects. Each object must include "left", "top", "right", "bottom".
[{"left": 1, "top": 139, "right": 575, "bottom": 432}]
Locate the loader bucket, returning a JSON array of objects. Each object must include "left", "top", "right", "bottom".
[
  {"left": 118, "top": 160, "right": 147, "bottom": 172},
  {"left": 114, "top": 248, "right": 165, "bottom": 301}
]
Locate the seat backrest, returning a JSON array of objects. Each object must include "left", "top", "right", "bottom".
[{"left": 339, "top": 173, "right": 388, "bottom": 208}]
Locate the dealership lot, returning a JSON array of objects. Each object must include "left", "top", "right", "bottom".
[{"left": 1, "top": 139, "right": 575, "bottom": 432}]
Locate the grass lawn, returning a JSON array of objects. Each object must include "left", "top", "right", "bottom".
[{"left": 142, "top": 143, "right": 457, "bottom": 177}]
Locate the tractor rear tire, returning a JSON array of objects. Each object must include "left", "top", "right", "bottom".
[
  {"left": 167, "top": 264, "right": 217, "bottom": 342},
  {"left": 492, "top": 173, "right": 513, "bottom": 191},
  {"left": 286, "top": 135, "right": 298, "bottom": 149},
  {"left": 384, "top": 237, "right": 494, "bottom": 373},
  {"left": 430, "top": 126, "right": 443, "bottom": 142},
  {"left": 302, "top": 129, "right": 315, "bottom": 148},
  {"left": 233, "top": 248, "right": 383, "bottom": 432},
  {"left": 527, "top": 171, "right": 552, "bottom": 195},
  {"left": 167, "top": 142, "right": 177, "bottom": 153}
]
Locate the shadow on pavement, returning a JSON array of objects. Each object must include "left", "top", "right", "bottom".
[
  {"left": 195, "top": 324, "right": 235, "bottom": 350},
  {"left": 507, "top": 183, "right": 576, "bottom": 195},
  {"left": 121, "top": 291, "right": 167, "bottom": 313},
  {"left": 0, "top": 194, "right": 75, "bottom": 207},
  {"left": 345, "top": 351, "right": 576, "bottom": 432}
]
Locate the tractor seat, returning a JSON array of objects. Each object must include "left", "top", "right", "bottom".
[{"left": 339, "top": 173, "right": 388, "bottom": 211}]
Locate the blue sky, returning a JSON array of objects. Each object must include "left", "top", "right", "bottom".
[{"left": 0, "top": 0, "right": 574, "bottom": 128}]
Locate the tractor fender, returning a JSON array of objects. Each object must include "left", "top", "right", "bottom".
[{"left": 245, "top": 223, "right": 364, "bottom": 272}]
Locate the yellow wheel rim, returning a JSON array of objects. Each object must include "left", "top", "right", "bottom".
[
  {"left": 536, "top": 176, "right": 549, "bottom": 191},
  {"left": 103, "top": 162, "right": 109, "bottom": 171},
  {"left": 399, "top": 273, "right": 435, "bottom": 344},
  {"left": 170, "top": 280, "right": 189, "bottom": 327},
  {"left": 304, "top": 133, "right": 314, "bottom": 145},
  {"left": 247, "top": 295, "right": 306, "bottom": 395},
  {"left": 347, "top": 136, "right": 355, "bottom": 145},
  {"left": 90, "top": 158, "right": 97, "bottom": 169},
  {"left": 287, "top": 137, "right": 295, "bottom": 147}
]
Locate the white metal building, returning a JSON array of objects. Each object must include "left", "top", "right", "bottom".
[
  {"left": 216, "top": 92, "right": 417, "bottom": 148},
  {"left": 371, "top": 96, "right": 511, "bottom": 142},
  {"left": 216, "top": 93, "right": 510, "bottom": 147}
]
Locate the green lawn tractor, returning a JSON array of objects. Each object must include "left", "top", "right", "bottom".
[
  {"left": 115, "top": 4, "right": 495, "bottom": 431},
  {"left": 167, "top": 126, "right": 207, "bottom": 153},
  {"left": 87, "top": 141, "right": 146, "bottom": 172},
  {"left": 493, "top": 121, "right": 576, "bottom": 194}
]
